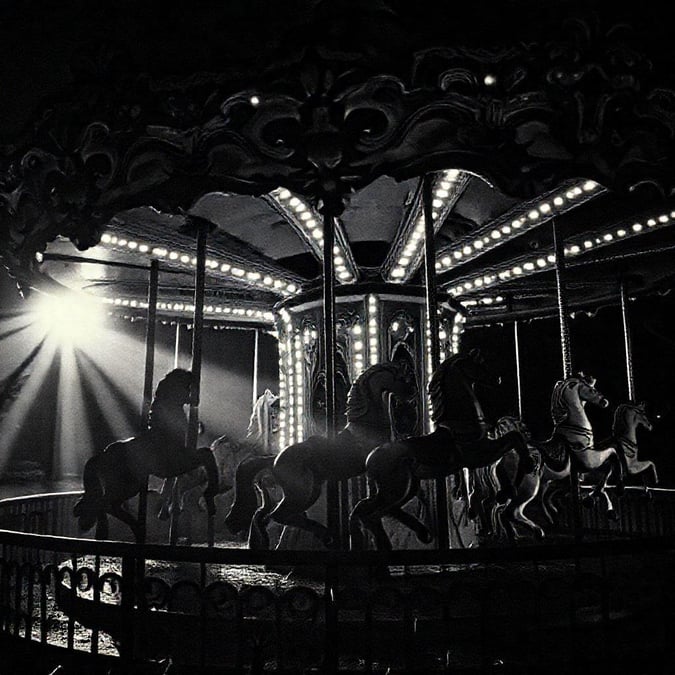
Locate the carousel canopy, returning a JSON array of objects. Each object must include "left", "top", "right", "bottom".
[{"left": 2, "top": 0, "right": 675, "bottom": 327}]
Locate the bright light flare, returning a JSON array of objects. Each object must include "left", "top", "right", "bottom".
[{"left": 34, "top": 292, "right": 104, "bottom": 346}]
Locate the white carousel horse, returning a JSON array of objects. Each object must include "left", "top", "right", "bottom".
[
  {"left": 494, "top": 374, "right": 624, "bottom": 539},
  {"left": 157, "top": 389, "right": 280, "bottom": 524}
]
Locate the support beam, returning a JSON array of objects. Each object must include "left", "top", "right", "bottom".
[
  {"left": 252, "top": 328, "right": 260, "bottom": 408},
  {"left": 322, "top": 208, "right": 341, "bottom": 546},
  {"left": 423, "top": 174, "right": 450, "bottom": 551},
  {"left": 513, "top": 320, "right": 523, "bottom": 419},
  {"left": 620, "top": 282, "right": 636, "bottom": 401},
  {"left": 553, "top": 220, "right": 581, "bottom": 541},
  {"left": 173, "top": 322, "right": 181, "bottom": 369},
  {"left": 137, "top": 259, "right": 159, "bottom": 545},
  {"left": 170, "top": 217, "right": 214, "bottom": 546}
]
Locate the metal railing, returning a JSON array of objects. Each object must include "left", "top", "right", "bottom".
[{"left": 1, "top": 491, "right": 675, "bottom": 673}]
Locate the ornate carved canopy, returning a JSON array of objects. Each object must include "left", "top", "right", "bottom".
[{"left": 1, "top": 0, "right": 674, "bottom": 320}]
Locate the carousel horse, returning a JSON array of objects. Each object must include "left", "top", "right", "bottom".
[
  {"left": 583, "top": 401, "right": 656, "bottom": 495},
  {"left": 349, "top": 349, "right": 534, "bottom": 551},
  {"left": 72, "top": 369, "right": 218, "bottom": 541},
  {"left": 463, "top": 415, "right": 537, "bottom": 536},
  {"left": 224, "top": 361, "right": 415, "bottom": 549},
  {"left": 157, "top": 389, "right": 280, "bottom": 522},
  {"left": 494, "top": 374, "right": 624, "bottom": 540}
]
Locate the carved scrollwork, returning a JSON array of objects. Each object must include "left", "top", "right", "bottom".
[{"left": 1, "top": 6, "right": 674, "bottom": 283}]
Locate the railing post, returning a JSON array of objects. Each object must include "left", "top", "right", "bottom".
[
  {"left": 323, "top": 560, "right": 339, "bottom": 674},
  {"left": 120, "top": 553, "right": 136, "bottom": 664}
]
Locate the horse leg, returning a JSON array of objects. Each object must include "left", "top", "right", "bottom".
[
  {"left": 539, "top": 479, "right": 560, "bottom": 526},
  {"left": 248, "top": 481, "right": 274, "bottom": 550},
  {"left": 350, "top": 485, "right": 392, "bottom": 551},
  {"left": 195, "top": 447, "right": 218, "bottom": 515},
  {"left": 509, "top": 474, "right": 545, "bottom": 540},
  {"left": 355, "top": 468, "right": 415, "bottom": 551},
  {"left": 95, "top": 513, "right": 109, "bottom": 540},
  {"left": 582, "top": 449, "right": 621, "bottom": 516},
  {"left": 270, "top": 482, "right": 333, "bottom": 548},
  {"left": 386, "top": 477, "right": 433, "bottom": 544},
  {"left": 109, "top": 503, "right": 143, "bottom": 541},
  {"left": 157, "top": 478, "right": 177, "bottom": 520},
  {"left": 494, "top": 458, "right": 515, "bottom": 504}
]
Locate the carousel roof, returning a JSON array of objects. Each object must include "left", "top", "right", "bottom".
[{"left": 2, "top": 0, "right": 675, "bottom": 328}]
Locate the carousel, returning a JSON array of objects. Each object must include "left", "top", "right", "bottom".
[{"left": 1, "top": 2, "right": 675, "bottom": 673}]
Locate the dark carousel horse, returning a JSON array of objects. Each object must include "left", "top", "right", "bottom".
[
  {"left": 349, "top": 349, "right": 534, "bottom": 551},
  {"left": 224, "top": 361, "right": 415, "bottom": 549},
  {"left": 73, "top": 369, "right": 218, "bottom": 541},
  {"left": 157, "top": 388, "right": 280, "bottom": 527}
]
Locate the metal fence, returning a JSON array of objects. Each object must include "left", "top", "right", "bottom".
[{"left": 1, "top": 491, "right": 675, "bottom": 673}]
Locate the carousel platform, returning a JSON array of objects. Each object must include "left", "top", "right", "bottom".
[{"left": 1, "top": 486, "right": 674, "bottom": 674}]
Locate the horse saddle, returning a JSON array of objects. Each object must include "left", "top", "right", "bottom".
[
  {"left": 409, "top": 427, "right": 464, "bottom": 474},
  {"left": 538, "top": 434, "right": 569, "bottom": 473}
]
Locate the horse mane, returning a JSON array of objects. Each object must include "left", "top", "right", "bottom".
[
  {"left": 612, "top": 403, "right": 632, "bottom": 437},
  {"left": 345, "top": 362, "right": 400, "bottom": 422},
  {"left": 148, "top": 369, "right": 191, "bottom": 431},
  {"left": 493, "top": 415, "right": 530, "bottom": 440},
  {"left": 550, "top": 379, "right": 573, "bottom": 425},
  {"left": 429, "top": 354, "right": 462, "bottom": 424},
  {"left": 246, "top": 390, "right": 279, "bottom": 444},
  {"left": 153, "top": 369, "right": 191, "bottom": 405}
]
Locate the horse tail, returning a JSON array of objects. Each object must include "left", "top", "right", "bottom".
[
  {"left": 73, "top": 455, "right": 104, "bottom": 532},
  {"left": 247, "top": 479, "right": 275, "bottom": 550},
  {"left": 224, "top": 455, "right": 276, "bottom": 534}
]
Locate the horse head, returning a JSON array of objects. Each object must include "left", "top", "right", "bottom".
[
  {"left": 429, "top": 349, "right": 500, "bottom": 427},
  {"left": 551, "top": 373, "right": 609, "bottom": 424},
  {"left": 434, "top": 349, "right": 500, "bottom": 391},
  {"left": 493, "top": 415, "right": 532, "bottom": 441},
  {"left": 345, "top": 361, "right": 415, "bottom": 425},
  {"left": 246, "top": 389, "right": 281, "bottom": 451},
  {"left": 575, "top": 372, "right": 609, "bottom": 409},
  {"left": 154, "top": 368, "right": 192, "bottom": 406},
  {"left": 614, "top": 401, "right": 653, "bottom": 435}
]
